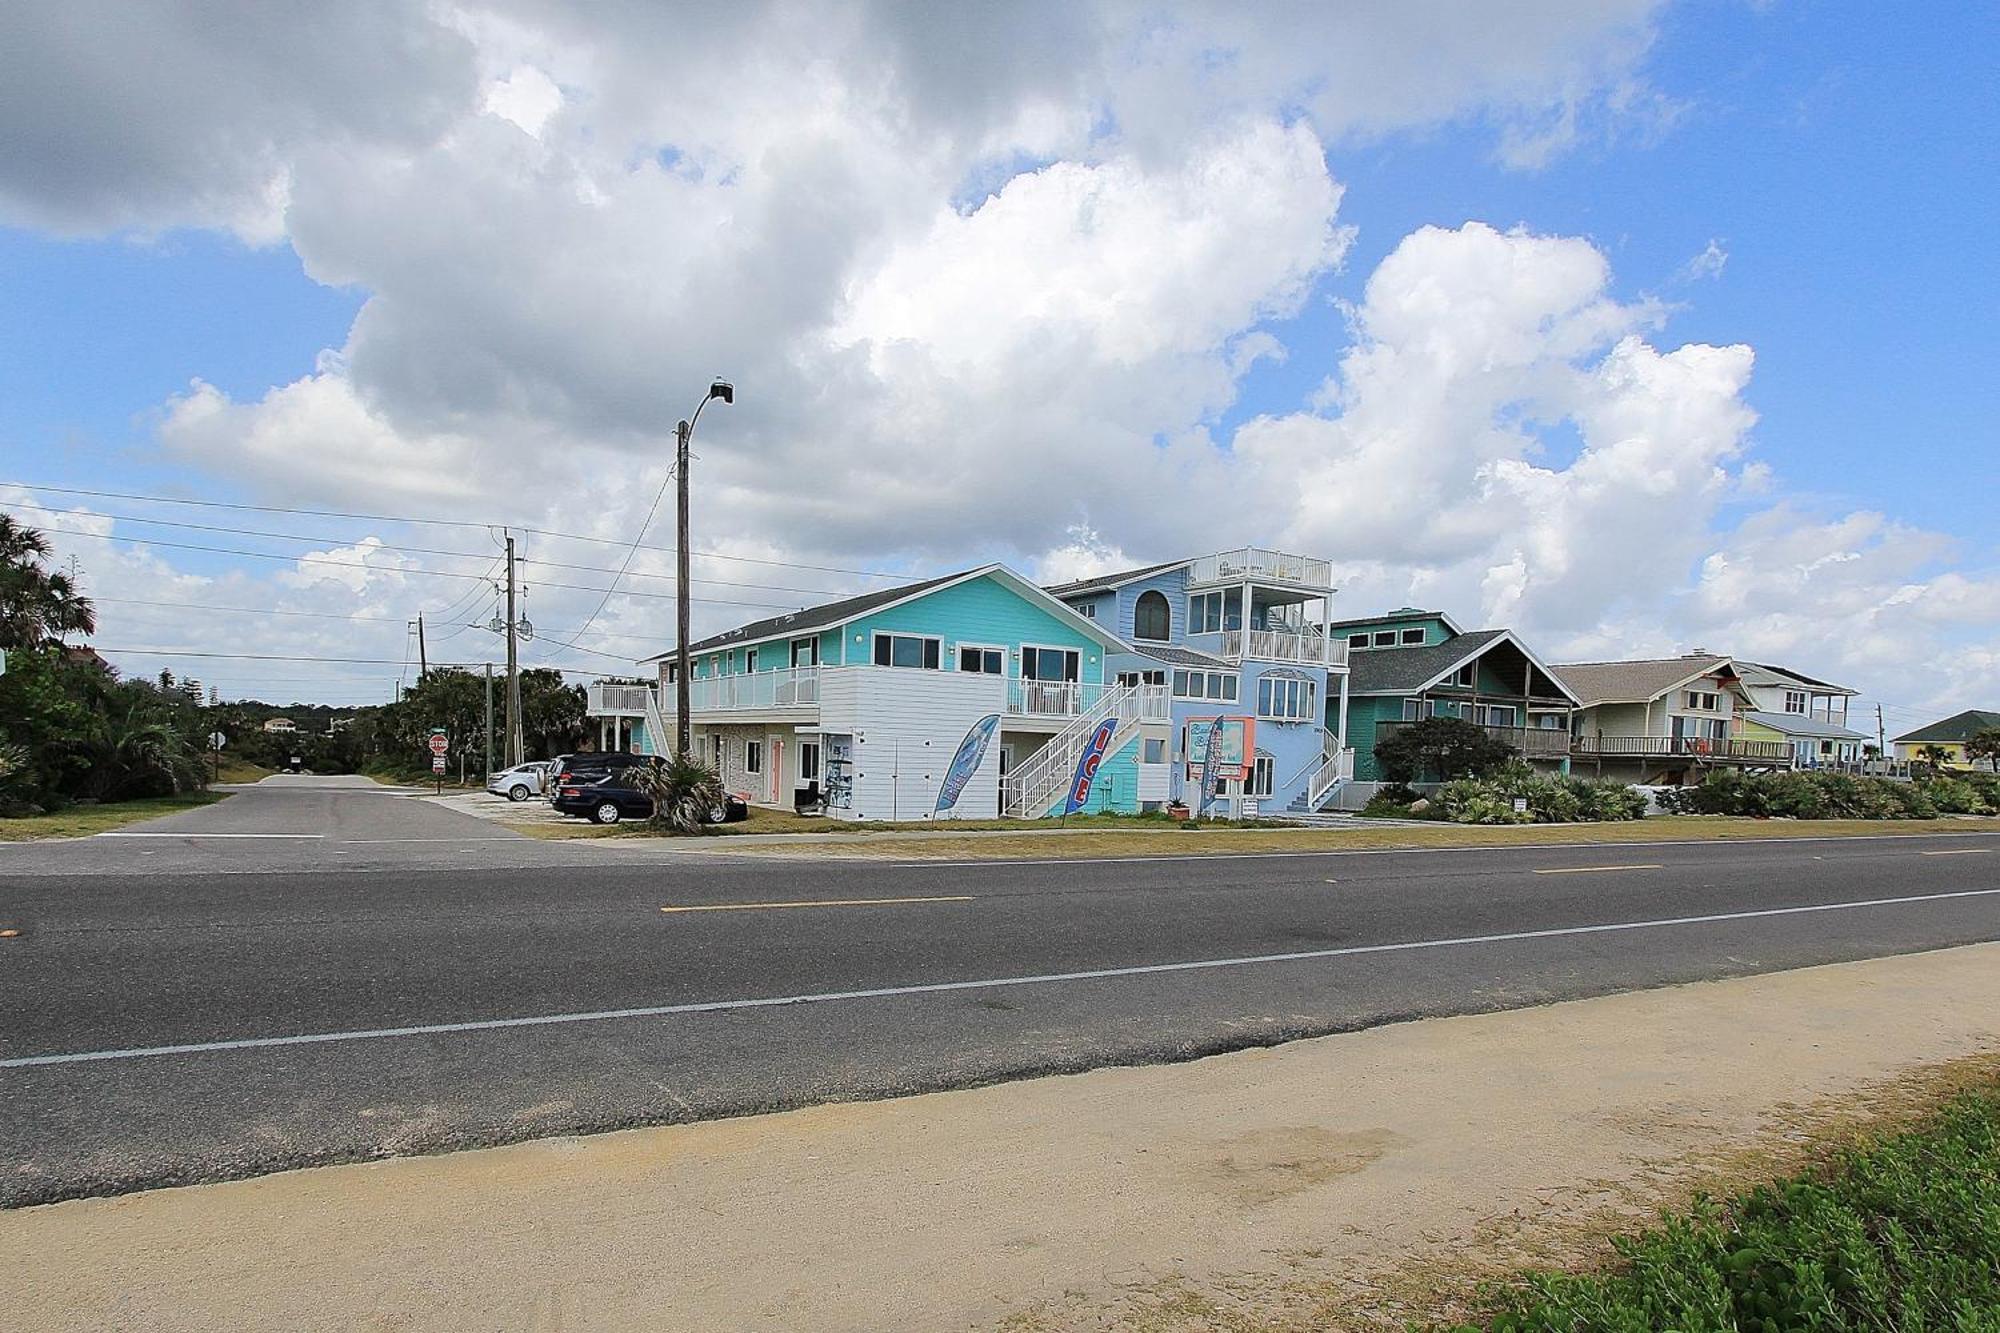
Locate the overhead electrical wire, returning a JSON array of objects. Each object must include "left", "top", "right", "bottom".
[{"left": 2, "top": 481, "right": 911, "bottom": 580}]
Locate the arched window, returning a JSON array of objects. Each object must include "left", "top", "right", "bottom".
[{"left": 1133, "top": 590, "right": 1171, "bottom": 641}]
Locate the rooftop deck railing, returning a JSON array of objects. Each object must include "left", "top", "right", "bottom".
[
  {"left": 1572, "top": 735, "right": 1793, "bottom": 763},
  {"left": 1186, "top": 547, "right": 1334, "bottom": 589}
]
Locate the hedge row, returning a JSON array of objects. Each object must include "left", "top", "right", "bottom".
[
  {"left": 1366, "top": 765, "right": 1647, "bottom": 825},
  {"left": 1659, "top": 768, "right": 2000, "bottom": 819},
  {"left": 1461, "top": 1082, "right": 2000, "bottom": 1332}
]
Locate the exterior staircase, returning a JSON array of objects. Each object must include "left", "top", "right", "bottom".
[
  {"left": 1283, "top": 727, "right": 1356, "bottom": 813},
  {"left": 1001, "top": 684, "right": 1168, "bottom": 819}
]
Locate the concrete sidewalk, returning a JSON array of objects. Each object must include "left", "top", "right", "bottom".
[{"left": 12, "top": 944, "right": 1999, "bottom": 1332}]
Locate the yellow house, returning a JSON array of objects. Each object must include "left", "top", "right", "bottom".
[{"left": 1890, "top": 709, "right": 2000, "bottom": 769}]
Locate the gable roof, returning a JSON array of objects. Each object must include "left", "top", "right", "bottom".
[
  {"left": 1128, "top": 643, "right": 1232, "bottom": 670},
  {"left": 1043, "top": 559, "right": 1185, "bottom": 599},
  {"left": 645, "top": 564, "right": 1128, "bottom": 662},
  {"left": 1890, "top": 708, "right": 2000, "bottom": 745},
  {"left": 1551, "top": 654, "right": 1736, "bottom": 707},
  {"left": 1346, "top": 628, "right": 1579, "bottom": 705},
  {"left": 1326, "top": 607, "right": 1465, "bottom": 636}
]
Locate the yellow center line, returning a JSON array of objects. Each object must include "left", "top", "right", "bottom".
[
  {"left": 1532, "top": 864, "right": 1664, "bottom": 875},
  {"left": 660, "top": 895, "right": 975, "bottom": 914},
  {"left": 1920, "top": 848, "right": 1989, "bottom": 856}
]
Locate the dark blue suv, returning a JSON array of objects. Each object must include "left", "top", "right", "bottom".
[{"left": 551, "top": 764, "right": 749, "bottom": 826}]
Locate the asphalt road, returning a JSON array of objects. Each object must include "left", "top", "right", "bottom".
[{"left": 4, "top": 778, "right": 1999, "bottom": 1206}]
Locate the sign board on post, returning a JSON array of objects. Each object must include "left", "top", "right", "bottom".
[
  {"left": 427, "top": 729, "right": 450, "bottom": 757},
  {"left": 432, "top": 756, "right": 447, "bottom": 774}
]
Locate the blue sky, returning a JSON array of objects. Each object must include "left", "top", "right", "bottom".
[{"left": 0, "top": 1, "right": 1992, "bottom": 720}]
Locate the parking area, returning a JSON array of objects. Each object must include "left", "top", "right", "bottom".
[{"left": 419, "top": 789, "right": 575, "bottom": 830}]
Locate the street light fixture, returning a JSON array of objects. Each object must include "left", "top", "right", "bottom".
[{"left": 675, "top": 378, "right": 734, "bottom": 758}]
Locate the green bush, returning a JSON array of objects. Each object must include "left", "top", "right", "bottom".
[
  {"left": 1660, "top": 770, "right": 1981, "bottom": 821},
  {"left": 1406, "top": 768, "right": 1645, "bottom": 825},
  {"left": 1922, "top": 776, "right": 1992, "bottom": 815},
  {"left": 1466, "top": 1084, "right": 2000, "bottom": 1332},
  {"left": 1433, "top": 778, "right": 1533, "bottom": 825}
]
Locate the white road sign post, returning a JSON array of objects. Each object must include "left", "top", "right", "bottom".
[{"left": 428, "top": 729, "right": 449, "bottom": 792}]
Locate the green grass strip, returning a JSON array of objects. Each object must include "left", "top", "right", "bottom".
[{"left": 1460, "top": 1083, "right": 2000, "bottom": 1331}]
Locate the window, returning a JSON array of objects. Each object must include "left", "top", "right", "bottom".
[
  {"left": 1172, "top": 669, "right": 1238, "bottom": 702},
  {"left": 1077, "top": 602, "right": 1096, "bottom": 619},
  {"left": 710, "top": 735, "right": 724, "bottom": 768},
  {"left": 791, "top": 637, "right": 819, "bottom": 668},
  {"left": 1372, "top": 630, "right": 1397, "bottom": 647},
  {"left": 1402, "top": 698, "right": 1423, "bottom": 721},
  {"left": 1479, "top": 704, "right": 1517, "bottom": 727},
  {"left": 1187, "top": 590, "right": 1242, "bottom": 635},
  {"left": 663, "top": 662, "right": 680, "bottom": 683},
  {"left": 958, "top": 645, "right": 1004, "bottom": 674},
  {"left": 1133, "top": 590, "right": 1171, "bottom": 641},
  {"left": 1684, "top": 689, "right": 1720, "bottom": 712},
  {"left": 800, "top": 741, "right": 820, "bottom": 782},
  {"left": 745, "top": 647, "right": 760, "bottom": 673},
  {"left": 1142, "top": 737, "right": 1167, "bottom": 764},
  {"left": 1248, "top": 753, "right": 1275, "bottom": 798},
  {"left": 1021, "top": 645, "right": 1080, "bottom": 682},
  {"left": 1400, "top": 628, "right": 1426, "bottom": 645},
  {"left": 1452, "top": 663, "right": 1476, "bottom": 687},
  {"left": 745, "top": 739, "right": 763, "bottom": 774},
  {"left": 1348, "top": 632, "right": 1370, "bottom": 650},
  {"left": 1256, "top": 675, "right": 1316, "bottom": 721},
  {"left": 1116, "top": 670, "right": 1166, "bottom": 687},
  {"left": 1783, "top": 690, "right": 1806, "bottom": 714},
  {"left": 874, "top": 633, "right": 941, "bottom": 669}
]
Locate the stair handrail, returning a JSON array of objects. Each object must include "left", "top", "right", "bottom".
[{"left": 1001, "top": 683, "right": 1135, "bottom": 817}]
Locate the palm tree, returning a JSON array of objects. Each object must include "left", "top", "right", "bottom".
[
  {"left": 636, "top": 753, "right": 726, "bottom": 834},
  {"left": 0, "top": 516, "right": 97, "bottom": 649},
  {"left": 73, "top": 702, "right": 199, "bottom": 800}
]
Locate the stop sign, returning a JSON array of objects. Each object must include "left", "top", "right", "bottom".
[{"left": 428, "top": 731, "right": 449, "bottom": 756}]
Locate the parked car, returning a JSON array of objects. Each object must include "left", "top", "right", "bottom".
[
  {"left": 486, "top": 761, "right": 552, "bottom": 802},
  {"left": 551, "top": 767, "right": 751, "bottom": 826},
  {"left": 545, "top": 751, "right": 652, "bottom": 801}
]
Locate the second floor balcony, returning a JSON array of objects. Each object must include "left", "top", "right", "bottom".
[
  {"left": 1204, "top": 628, "right": 1349, "bottom": 667},
  {"left": 617, "top": 666, "right": 1169, "bottom": 725}
]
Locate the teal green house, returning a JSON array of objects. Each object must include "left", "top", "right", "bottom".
[
  {"left": 1326, "top": 609, "right": 1580, "bottom": 782},
  {"left": 587, "top": 563, "right": 1167, "bottom": 820}
]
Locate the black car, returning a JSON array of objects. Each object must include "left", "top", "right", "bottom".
[
  {"left": 551, "top": 767, "right": 751, "bottom": 826},
  {"left": 546, "top": 751, "right": 651, "bottom": 800}
]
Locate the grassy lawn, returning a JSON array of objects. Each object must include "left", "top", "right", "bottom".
[
  {"left": 211, "top": 757, "right": 275, "bottom": 784},
  {"left": 1459, "top": 1072, "right": 2000, "bottom": 1331},
  {"left": 0, "top": 791, "right": 230, "bottom": 841},
  {"left": 717, "top": 814, "right": 1997, "bottom": 859}
]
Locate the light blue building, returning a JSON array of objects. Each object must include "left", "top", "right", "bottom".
[
  {"left": 586, "top": 564, "right": 1166, "bottom": 820},
  {"left": 1047, "top": 547, "right": 1353, "bottom": 815}
]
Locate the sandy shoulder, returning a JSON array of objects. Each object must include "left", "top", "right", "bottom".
[{"left": 11, "top": 943, "right": 2000, "bottom": 1333}]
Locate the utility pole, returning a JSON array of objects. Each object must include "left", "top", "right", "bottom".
[
  {"left": 675, "top": 417, "right": 692, "bottom": 758},
  {"left": 673, "top": 378, "right": 734, "bottom": 759},
  {"left": 484, "top": 662, "right": 495, "bottom": 782},
  {"left": 505, "top": 534, "right": 524, "bottom": 768},
  {"left": 1876, "top": 703, "right": 1887, "bottom": 769},
  {"left": 415, "top": 615, "right": 427, "bottom": 677}
]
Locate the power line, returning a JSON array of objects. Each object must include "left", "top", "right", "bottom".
[
  {"left": 3, "top": 481, "right": 911, "bottom": 580},
  {"left": 89, "top": 646, "right": 602, "bottom": 671},
  {"left": 0, "top": 500, "right": 863, "bottom": 600},
  {"left": 24, "top": 520, "right": 815, "bottom": 611}
]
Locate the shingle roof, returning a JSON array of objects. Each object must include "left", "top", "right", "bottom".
[
  {"left": 1347, "top": 630, "right": 1508, "bottom": 694},
  {"left": 1129, "top": 643, "right": 1232, "bottom": 670},
  {"left": 1042, "top": 559, "right": 1184, "bottom": 599},
  {"left": 1890, "top": 708, "right": 2000, "bottom": 745},
  {"left": 1743, "top": 709, "right": 1870, "bottom": 741},
  {"left": 1550, "top": 654, "right": 1733, "bottom": 707},
  {"left": 657, "top": 569, "right": 973, "bottom": 658}
]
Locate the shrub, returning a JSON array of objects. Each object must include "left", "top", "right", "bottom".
[
  {"left": 1921, "top": 776, "right": 1992, "bottom": 815},
  {"left": 634, "top": 753, "right": 725, "bottom": 834},
  {"left": 1432, "top": 778, "right": 1532, "bottom": 825},
  {"left": 1373, "top": 717, "right": 1516, "bottom": 784},
  {"left": 1470, "top": 1084, "right": 2000, "bottom": 1332}
]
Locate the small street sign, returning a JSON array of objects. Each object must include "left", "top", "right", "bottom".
[
  {"left": 209, "top": 731, "right": 227, "bottom": 751},
  {"left": 431, "top": 756, "right": 447, "bottom": 774}
]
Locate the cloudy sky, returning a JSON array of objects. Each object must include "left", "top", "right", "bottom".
[{"left": 0, "top": 1, "right": 1993, "bottom": 733}]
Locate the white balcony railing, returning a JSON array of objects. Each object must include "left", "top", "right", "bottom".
[
  {"left": 652, "top": 665, "right": 822, "bottom": 715},
  {"left": 587, "top": 682, "right": 655, "bottom": 715},
  {"left": 1006, "top": 679, "right": 1109, "bottom": 717},
  {"left": 1210, "top": 629, "right": 1349, "bottom": 666},
  {"left": 1186, "top": 546, "right": 1334, "bottom": 590}
]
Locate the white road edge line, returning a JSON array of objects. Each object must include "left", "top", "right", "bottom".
[
  {"left": 94, "top": 832, "right": 326, "bottom": 840},
  {"left": 884, "top": 830, "right": 2000, "bottom": 869},
  {"left": 7, "top": 885, "right": 1998, "bottom": 1070}
]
